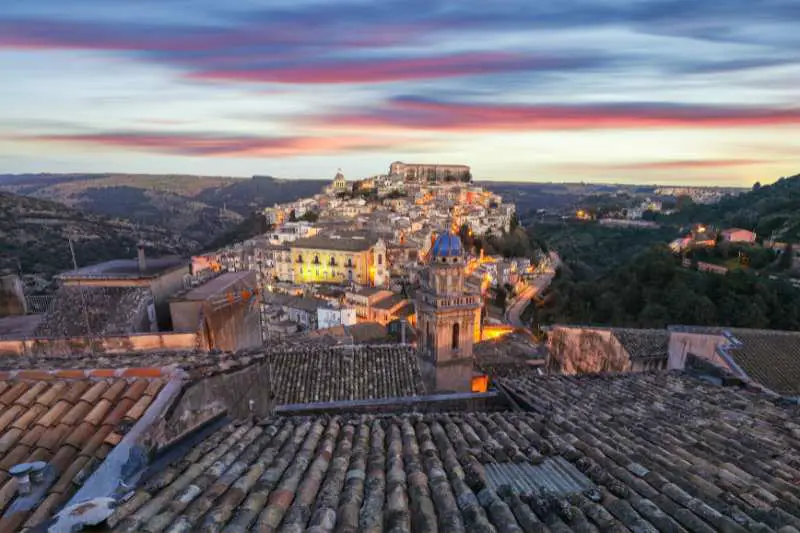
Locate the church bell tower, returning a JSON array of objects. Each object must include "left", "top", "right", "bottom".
[{"left": 415, "top": 229, "right": 481, "bottom": 392}]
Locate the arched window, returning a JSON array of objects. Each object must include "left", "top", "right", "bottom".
[
  {"left": 452, "top": 322, "right": 460, "bottom": 350},
  {"left": 378, "top": 254, "right": 383, "bottom": 265}
]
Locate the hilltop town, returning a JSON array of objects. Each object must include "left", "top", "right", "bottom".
[{"left": 0, "top": 165, "right": 799, "bottom": 532}]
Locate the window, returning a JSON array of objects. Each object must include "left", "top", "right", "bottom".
[
  {"left": 426, "top": 322, "right": 434, "bottom": 352},
  {"left": 329, "top": 257, "right": 337, "bottom": 266},
  {"left": 452, "top": 323, "right": 460, "bottom": 350},
  {"left": 313, "top": 255, "right": 320, "bottom": 265},
  {"left": 296, "top": 255, "right": 303, "bottom": 263},
  {"left": 378, "top": 254, "right": 383, "bottom": 265}
]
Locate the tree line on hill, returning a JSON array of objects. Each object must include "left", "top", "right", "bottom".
[{"left": 533, "top": 245, "right": 800, "bottom": 330}]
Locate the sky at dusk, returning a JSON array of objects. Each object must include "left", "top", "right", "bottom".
[{"left": 0, "top": 0, "right": 798, "bottom": 185}]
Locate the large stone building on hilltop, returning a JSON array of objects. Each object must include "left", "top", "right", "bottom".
[{"left": 389, "top": 161, "right": 471, "bottom": 182}]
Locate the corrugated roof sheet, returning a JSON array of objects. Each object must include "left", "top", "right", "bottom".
[{"left": 485, "top": 458, "right": 594, "bottom": 495}]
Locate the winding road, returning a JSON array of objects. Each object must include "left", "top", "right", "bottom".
[{"left": 504, "top": 252, "right": 560, "bottom": 327}]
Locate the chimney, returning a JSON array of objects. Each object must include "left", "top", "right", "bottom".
[
  {"left": 137, "top": 243, "right": 147, "bottom": 273},
  {"left": 9, "top": 463, "right": 32, "bottom": 495}
]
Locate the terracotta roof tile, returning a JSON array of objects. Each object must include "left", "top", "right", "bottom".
[
  {"left": 78, "top": 425, "right": 114, "bottom": 458},
  {"left": 36, "top": 423, "right": 72, "bottom": 452},
  {"left": 14, "top": 381, "right": 49, "bottom": 407},
  {"left": 37, "top": 400, "right": 72, "bottom": 428},
  {"left": 64, "top": 422, "right": 97, "bottom": 450},
  {"left": 102, "top": 397, "right": 135, "bottom": 427},
  {"left": 101, "top": 379, "right": 128, "bottom": 402},
  {"left": 124, "top": 394, "right": 155, "bottom": 422},
  {"left": 0, "top": 478, "right": 17, "bottom": 513},
  {"left": 0, "top": 428, "right": 22, "bottom": 455},
  {"left": 61, "top": 380, "right": 91, "bottom": 404},
  {"left": 59, "top": 400, "right": 93, "bottom": 427},
  {"left": 79, "top": 380, "right": 110, "bottom": 403},
  {"left": 0, "top": 383, "right": 27, "bottom": 405},
  {"left": 0, "top": 444, "right": 30, "bottom": 471},
  {"left": 11, "top": 403, "right": 46, "bottom": 430},
  {"left": 0, "top": 405, "right": 23, "bottom": 431},
  {"left": 122, "top": 379, "right": 148, "bottom": 401},
  {"left": 0, "top": 376, "right": 168, "bottom": 530},
  {"left": 35, "top": 380, "right": 67, "bottom": 407},
  {"left": 50, "top": 455, "right": 90, "bottom": 495},
  {"left": 48, "top": 444, "right": 78, "bottom": 474},
  {"left": 143, "top": 379, "right": 164, "bottom": 397},
  {"left": 18, "top": 425, "right": 45, "bottom": 448},
  {"left": 84, "top": 399, "right": 113, "bottom": 426},
  {"left": 104, "top": 431, "right": 123, "bottom": 447},
  {"left": 24, "top": 446, "right": 50, "bottom": 464}
]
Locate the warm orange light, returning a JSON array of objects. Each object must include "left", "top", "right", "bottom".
[
  {"left": 482, "top": 325, "right": 514, "bottom": 341},
  {"left": 471, "top": 375, "right": 489, "bottom": 393}
]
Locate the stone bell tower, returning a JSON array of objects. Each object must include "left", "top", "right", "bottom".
[{"left": 415, "top": 229, "right": 480, "bottom": 392}]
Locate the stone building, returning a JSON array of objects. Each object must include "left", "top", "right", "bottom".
[
  {"left": 389, "top": 161, "right": 471, "bottom": 182},
  {"left": 415, "top": 230, "right": 481, "bottom": 392}
]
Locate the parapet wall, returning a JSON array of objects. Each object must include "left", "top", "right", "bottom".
[{"left": 0, "top": 331, "right": 198, "bottom": 357}]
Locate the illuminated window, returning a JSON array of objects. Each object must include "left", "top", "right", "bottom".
[{"left": 452, "top": 323, "right": 460, "bottom": 350}]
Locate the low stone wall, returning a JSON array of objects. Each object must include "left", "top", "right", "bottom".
[
  {"left": 275, "top": 391, "right": 505, "bottom": 416},
  {"left": 153, "top": 360, "right": 275, "bottom": 446},
  {"left": 0, "top": 331, "right": 198, "bottom": 357}
]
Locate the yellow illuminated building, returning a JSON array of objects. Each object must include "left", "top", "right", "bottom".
[{"left": 289, "top": 233, "right": 387, "bottom": 286}]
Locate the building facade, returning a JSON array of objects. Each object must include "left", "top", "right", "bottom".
[
  {"left": 389, "top": 161, "right": 471, "bottom": 182},
  {"left": 415, "top": 231, "right": 481, "bottom": 392},
  {"left": 289, "top": 233, "right": 386, "bottom": 286}
]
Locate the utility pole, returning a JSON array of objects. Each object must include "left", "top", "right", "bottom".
[{"left": 68, "top": 237, "right": 93, "bottom": 341}]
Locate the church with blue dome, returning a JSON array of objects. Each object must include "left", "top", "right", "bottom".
[
  {"left": 416, "top": 227, "right": 481, "bottom": 392},
  {"left": 430, "top": 231, "right": 463, "bottom": 260}
]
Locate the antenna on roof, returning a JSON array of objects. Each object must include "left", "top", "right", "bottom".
[{"left": 68, "top": 236, "right": 94, "bottom": 345}]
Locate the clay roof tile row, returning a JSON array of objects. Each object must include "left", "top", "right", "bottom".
[
  {"left": 0, "top": 376, "right": 167, "bottom": 531},
  {"left": 107, "top": 372, "right": 800, "bottom": 533}
]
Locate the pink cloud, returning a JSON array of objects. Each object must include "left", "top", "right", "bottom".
[
  {"left": 25, "top": 132, "right": 416, "bottom": 157},
  {"left": 187, "top": 53, "right": 552, "bottom": 84},
  {"left": 316, "top": 98, "right": 800, "bottom": 131}
]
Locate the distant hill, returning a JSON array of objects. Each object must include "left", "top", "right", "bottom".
[
  {"left": 0, "top": 173, "right": 327, "bottom": 244},
  {"left": 481, "top": 181, "right": 657, "bottom": 219},
  {"left": 0, "top": 192, "right": 197, "bottom": 287},
  {"left": 665, "top": 173, "right": 800, "bottom": 241}
]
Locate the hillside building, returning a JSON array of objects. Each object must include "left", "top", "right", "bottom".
[{"left": 289, "top": 231, "right": 387, "bottom": 286}]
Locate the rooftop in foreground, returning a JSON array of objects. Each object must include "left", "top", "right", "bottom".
[
  {"left": 57, "top": 257, "right": 185, "bottom": 280},
  {"left": 96, "top": 372, "right": 800, "bottom": 533}
]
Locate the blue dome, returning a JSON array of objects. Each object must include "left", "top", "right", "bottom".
[{"left": 431, "top": 231, "right": 463, "bottom": 258}]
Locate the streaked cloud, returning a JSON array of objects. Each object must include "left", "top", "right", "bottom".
[
  {"left": 312, "top": 97, "right": 800, "bottom": 132},
  {"left": 21, "top": 131, "right": 421, "bottom": 157}
]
